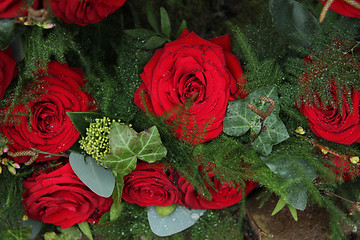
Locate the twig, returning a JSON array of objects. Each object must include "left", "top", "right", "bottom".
[
  {"left": 322, "top": 190, "right": 360, "bottom": 215},
  {"left": 6, "top": 148, "right": 69, "bottom": 165},
  {"left": 247, "top": 96, "right": 275, "bottom": 143},
  {"left": 246, "top": 209, "right": 268, "bottom": 240}
]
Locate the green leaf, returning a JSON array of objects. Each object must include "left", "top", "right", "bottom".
[
  {"left": 102, "top": 123, "right": 167, "bottom": 175},
  {"left": 160, "top": 7, "right": 171, "bottom": 39},
  {"left": 22, "top": 218, "right": 43, "bottom": 239},
  {"left": 146, "top": 0, "right": 160, "bottom": 33},
  {"left": 77, "top": 222, "right": 93, "bottom": 240},
  {"left": 144, "top": 36, "right": 167, "bottom": 49},
  {"left": 176, "top": 20, "right": 187, "bottom": 38},
  {"left": 155, "top": 204, "right": 177, "bottom": 217},
  {"left": 124, "top": 28, "right": 157, "bottom": 39},
  {"left": 57, "top": 226, "right": 82, "bottom": 240},
  {"left": 69, "top": 152, "right": 115, "bottom": 198},
  {"left": 261, "top": 154, "right": 317, "bottom": 210},
  {"left": 288, "top": 205, "right": 298, "bottom": 221},
  {"left": 271, "top": 197, "right": 287, "bottom": 216},
  {"left": 66, "top": 112, "right": 102, "bottom": 136},
  {"left": 0, "top": 19, "right": 15, "bottom": 50},
  {"left": 269, "top": 0, "right": 318, "bottom": 47},
  {"left": 223, "top": 86, "right": 289, "bottom": 155},
  {"left": 110, "top": 175, "right": 124, "bottom": 221}
]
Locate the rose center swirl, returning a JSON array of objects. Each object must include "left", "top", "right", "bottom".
[
  {"left": 179, "top": 73, "right": 205, "bottom": 104},
  {"left": 32, "top": 102, "right": 61, "bottom": 133}
]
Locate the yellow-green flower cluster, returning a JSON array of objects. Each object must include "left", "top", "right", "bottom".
[{"left": 79, "top": 117, "right": 120, "bottom": 162}]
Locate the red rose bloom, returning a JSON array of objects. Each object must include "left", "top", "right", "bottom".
[
  {"left": 46, "top": 0, "right": 127, "bottom": 25},
  {"left": 321, "top": 0, "right": 360, "bottom": 18},
  {"left": 0, "top": 61, "right": 96, "bottom": 163},
  {"left": 0, "top": 0, "right": 27, "bottom": 18},
  {"left": 328, "top": 156, "right": 360, "bottom": 182},
  {"left": 122, "top": 161, "right": 182, "bottom": 207},
  {"left": 134, "top": 30, "right": 247, "bottom": 145},
  {"left": 0, "top": 47, "right": 17, "bottom": 98},
  {"left": 298, "top": 86, "right": 360, "bottom": 145},
  {"left": 297, "top": 40, "right": 360, "bottom": 144},
  {"left": 22, "top": 163, "right": 112, "bottom": 229},
  {"left": 178, "top": 172, "right": 257, "bottom": 210}
]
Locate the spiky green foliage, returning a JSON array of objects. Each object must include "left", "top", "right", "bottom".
[{"left": 0, "top": 168, "right": 33, "bottom": 240}]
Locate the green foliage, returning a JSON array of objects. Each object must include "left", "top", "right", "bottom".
[
  {"left": 78, "top": 117, "right": 114, "bottom": 161},
  {"left": 269, "top": 0, "right": 319, "bottom": 47},
  {"left": 223, "top": 86, "right": 289, "bottom": 155},
  {"left": 0, "top": 169, "right": 31, "bottom": 240},
  {"left": 103, "top": 123, "right": 167, "bottom": 174},
  {"left": 67, "top": 112, "right": 102, "bottom": 137},
  {"left": 0, "top": 19, "right": 24, "bottom": 50},
  {"left": 44, "top": 226, "right": 82, "bottom": 240},
  {"left": 69, "top": 153, "right": 115, "bottom": 198}
]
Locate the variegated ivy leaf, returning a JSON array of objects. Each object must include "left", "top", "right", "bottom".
[
  {"left": 223, "top": 86, "right": 289, "bottom": 155},
  {"left": 102, "top": 122, "right": 167, "bottom": 176}
]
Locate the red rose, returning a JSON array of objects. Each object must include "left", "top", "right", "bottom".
[
  {"left": 134, "top": 30, "right": 247, "bottom": 145},
  {"left": 328, "top": 156, "right": 360, "bottom": 181},
  {"left": 298, "top": 86, "right": 360, "bottom": 144},
  {"left": 0, "top": 0, "right": 27, "bottom": 18},
  {"left": 320, "top": 0, "right": 360, "bottom": 18},
  {"left": 0, "top": 47, "right": 17, "bottom": 98},
  {"left": 122, "top": 161, "right": 182, "bottom": 207},
  {"left": 0, "top": 61, "right": 96, "bottom": 163},
  {"left": 22, "top": 163, "right": 112, "bottom": 229},
  {"left": 178, "top": 172, "right": 257, "bottom": 210},
  {"left": 297, "top": 40, "right": 360, "bottom": 144},
  {"left": 46, "top": 0, "right": 127, "bottom": 25}
]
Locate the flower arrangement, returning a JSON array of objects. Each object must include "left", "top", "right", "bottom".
[{"left": 1, "top": 0, "right": 360, "bottom": 240}]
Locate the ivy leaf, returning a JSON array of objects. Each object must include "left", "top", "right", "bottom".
[
  {"left": 102, "top": 123, "right": 167, "bottom": 175},
  {"left": 261, "top": 154, "right": 317, "bottom": 210},
  {"left": 146, "top": 0, "right": 160, "bottom": 33},
  {"left": 0, "top": 19, "right": 15, "bottom": 50},
  {"left": 66, "top": 112, "right": 102, "bottom": 136},
  {"left": 160, "top": 7, "right": 171, "bottom": 39},
  {"left": 252, "top": 114, "right": 289, "bottom": 155},
  {"left": 223, "top": 86, "right": 289, "bottom": 155}
]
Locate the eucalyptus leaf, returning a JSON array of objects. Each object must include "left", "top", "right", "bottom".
[
  {"left": 66, "top": 112, "right": 102, "bottom": 136},
  {"left": 269, "top": 0, "right": 318, "bottom": 47},
  {"left": 144, "top": 36, "right": 167, "bottom": 49},
  {"left": 102, "top": 123, "right": 167, "bottom": 175},
  {"left": 160, "top": 7, "right": 171, "bottom": 39},
  {"left": 148, "top": 206, "right": 205, "bottom": 237},
  {"left": 69, "top": 152, "right": 115, "bottom": 198},
  {"left": 146, "top": 0, "right": 160, "bottom": 33},
  {"left": 22, "top": 218, "right": 43, "bottom": 239},
  {"left": 0, "top": 19, "right": 15, "bottom": 50},
  {"left": 223, "top": 86, "right": 289, "bottom": 155}
]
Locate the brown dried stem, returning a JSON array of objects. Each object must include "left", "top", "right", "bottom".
[
  {"left": 322, "top": 190, "right": 360, "bottom": 215},
  {"left": 6, "top": 148, "right": 69, "bottom": 165},
  {"left": 247, "top": 96, "right": 276, "bottom": 143}
]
